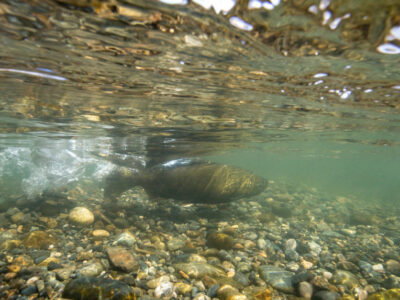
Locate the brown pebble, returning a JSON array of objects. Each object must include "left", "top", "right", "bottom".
[
  {"left": 92, "top": 229, "right": 110, "bottom": 240},
  {"left": 106, "top": 246, "right": 138, "bottom": 272},
  {"left": 4, "top": 272, "right": 17, "bottom": 280},
  {"left": 7, "top": 264, "right": 21, "bottom": 273},
  {"left": 23, "top": 230, "right": 55, "bottom": 249}
]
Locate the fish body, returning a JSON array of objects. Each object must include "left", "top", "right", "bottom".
[{"left": 104, "top": 159, "right": 267, "bottom": 203}]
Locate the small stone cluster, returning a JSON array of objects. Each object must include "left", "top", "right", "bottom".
[{"left": 0, "top": 181, "right": 399, "bottom": 300}]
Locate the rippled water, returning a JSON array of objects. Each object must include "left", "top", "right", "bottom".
[{"left": 0, "top": 0, "right": 399, "bottom": 207}]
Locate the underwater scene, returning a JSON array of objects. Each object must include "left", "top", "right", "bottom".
[{"left": 0, "top": 0, "right": 399, "bottom": 299}]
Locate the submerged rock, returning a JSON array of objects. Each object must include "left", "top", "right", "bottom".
[
  {"left": 174, "top": 262, "right": 226, "bottom": 278},
  {"left": 62, "top": 276, "right": 135, "bottom": 300},
  {"left": 104, "top": 159, "right": 267, "bottom": 203},
  {"left": 206, "top": 231, "right": 234, "bottom": 250},
  {"left": 259, "top": 265, "right": 295, "bottom": 294},
  {"left": 106, "top": 246, "right": 139, "bottom": 272},
  {"left": 69, "top": 207, "right": 94, "bottom": 225},
  {"left": 23, "top": 230, "right": 55, "bottom": 249},
  {"left": 366, "top": 288, "right": 400, "bottom": 299}
]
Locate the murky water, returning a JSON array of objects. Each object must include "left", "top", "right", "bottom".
[{"left": 0, "top": 1, "right": 400, "bottom": 298}]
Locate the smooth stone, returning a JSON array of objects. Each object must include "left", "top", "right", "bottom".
[
  {"left": 62, "top": 276, "right": 135, "bottom": 300},
  {"left": 332, "top": 270, "right": 359, "bottom": 290},
  {"left": 285, "top": 239, "right": 297, "bottom": 251},
  {"left": 174, "top": 262, "right": 226, "bottom": 278},
  {"left": 115, "top": 232, "right": 136, "bottom": 247},
  {"left": 257, "top": 238, "right": 267, "bottom": 250},
  {"left": 146, "top": 275, "right": 170, "bottom": 289},
  {"left": 175, "top": 282, "right": 193, "bottom": 294},
  {"left": 372, "top": 264, "right": 384, "bottom": 272},
  {"left": 311, "top": 290, "right": 339, "bottom": 300},
  {"left": 69, "top": 207, "right": 94, "bottom": 225},
  {"left": 383, "top": 275, "right": 400, "bottom": 289},
  {"left": 298, "top": 281, "right": 313, "bottom": 299},
  {"left": 307, "top": 241, "right": 322, "bottom": 255},
  {"left": 77, "top": 262, "right": 104, "bottom": 277},
  {"left": 193, "top": 293, "right": 211, "bottom": 300},
  {"left": 206, "top": 231, "right": 234, "bottom": 250},
  {"left": 55, "top": 266, "right": 76, "bottom": 281},
  {"left": 106, "top": 247, "right": 138, "bottom": 272},
  {"left": 92, "top": 229, "right": 110, "bottom": 240},
  {"left": 359, "top": 260, "right": 373, "bottom": 274},
  {"left": 259, "top": 265, "right": 295, "bottom": 294},
  {"left": 23, "top": 230, "right": 55, "bottom": 249},
  {"left": 217, "top": 284, "right": 247, "bottom": 300},
  {"left": 154, "top": 281, "right": 175, "bottom": 298},
  {"left": 38, "top": 257, "right": 60, "bottom": 267},
  {"left": 11, "top": 212, "right": 24, "bottom": 223},
  {"left": 285, "top": 249, "right": 299, "bottom": 261},
  {"left": 386, "top": 259, "right": 400, "bottom": 276},
  {"left": 21, "top": 285, "right": 38, "bottom": 296},
  {"left": 167, "top": 238, "right": 186, "bottom": 251}
]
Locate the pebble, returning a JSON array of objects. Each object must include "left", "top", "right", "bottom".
[
  {"left": 146, "top": 275, "right": 170, "bottom": 289},
  {"left": 167, "top": 237, "right": 186, "bottom": 251},
  {"left": 206, "top": 231, "right": 234, "bottom": 250},
  {"left": 372, "top": 264, "right": 384, "bottom": 272},
  {"left": 217, "top": 284, "right": 247, "bottom": 300},
  {"left": 115, "top": 232, "right": 136, "bottom": 247},
  {"left": 332, "top": 270, "right": 359, "bottom": 290},
  {"left": 307, "top": 241, "right": 322, "bottom": 255},
  {"left": 23, "top": 230, "right": 55, "bottom": 249},
  {"left": 77, "top": 262, "right": 104, "bottom": 277},
  {"left": 11, "top": 211, "right": 24, "bottom": 223},
  {"left": 298, "top": 281, "right": 313, "bottom": 299},
  {"left": 175, "top": 282, "right": 193, "bottom": 294},
  {"left": 257, "top": 238, "right": 267, "bottom": 249},
  {"left": 311, "top": 290, "right": 339, "bottom": 300},
  {"left": 154, "top": 281, "right": 175, "bottom": 298},
  {"left": 68, "top": 207, "right": 94, "bottom": 225},
  {"left": 259, "top": 265, "right": 295, "bottom": 294},
  {"left": 285, "top": 239, "right": 297, "bottom": 251},
  {"left": 193, "top": 293, "right": 211, "bottom": 300},
  {"left": 106, "top": 246, "right": 138, "bottom": 272},
  {"left": 386, "top": 259, "right": 400, "bottom": 276},
  {"left": 174, "top": 262, "right": 226, "bottom": 278},
  {"left": 92, "top": 229, "right": 110, "bottom": 240},
  {"left": 62, "top": 276, "right": 135, "bottom": 299}
]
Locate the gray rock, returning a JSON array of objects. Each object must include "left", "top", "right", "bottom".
[
  {"left": 167, "top": 238, "right": 186, "bottom": 251},
  {"left": 77, "top": 262, "right": 104, "bottom": 277},
  {"left": 154, "top": 281, "right": 175, "bottom": 298},
  {"left": 383, "top": 275, "right": 400, "bottom": 289},
  {"left": 285, "top": 249, "right": 299, "bottom": 261},
  {"left": 259, "top": 265, "right": 295, "bottom": 294},
  {"left": 54, "top": 266, "right": 75, "bottom": 281},
  {"left": 285, "top": 239, "right": 297, "bottom": 251},
  {"left": 359, "top": 260, "right": 372, "bottom": 274},
  {"left": 386, "top": 259, "right": 400, "bottom": 276},
  {"left": 298, "top": 281, "right": 312, "bottom": 299},
  {"left": 307, "top": 241, "right": 322, "bottom": 255},
  {"left": 332, "top": 270, "right": 359, "bottom": 290},
  {"left": 311, "top": 290, "right": 339, "bottom": 300},
  {"left": 115, "top": 232, "right": 136, "bottom": 247}
]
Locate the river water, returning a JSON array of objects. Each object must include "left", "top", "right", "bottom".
[{"left": 0, "top": 0, "right": 399, "bottom": 299}]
